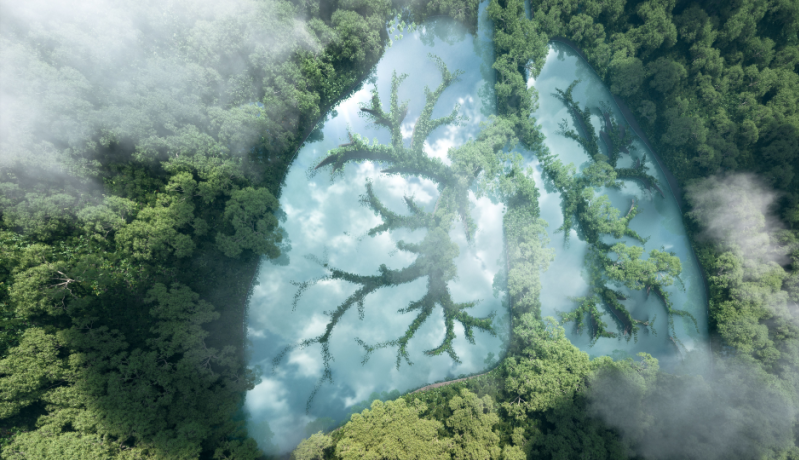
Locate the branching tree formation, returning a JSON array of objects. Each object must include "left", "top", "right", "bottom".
[
  {"left": 293, "top": 0, "right": 798, "bottom": 458},
  {"left": 0, "top": 0, "right": 476, "bottom": 456},
  {"left": 540, "top": 80, "right": 697, "bottom": 345},
  {"left": 274, "top": 54, "right": 552, "bottom": 410},
  {"left": 0, "top": 0, "right": 794, "bottom": 455}
]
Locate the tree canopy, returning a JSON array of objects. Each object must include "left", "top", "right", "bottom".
[{"left": 1, "top": 0, "right": 797, "bottom": 457}]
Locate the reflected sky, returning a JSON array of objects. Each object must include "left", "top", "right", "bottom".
[
  {"left": 244, "top": 6, "right": 503, "bottom": 454},
  {"left": 526, "top": 42, "right": 708, "bottom": 365},
  {"left": 244, "top": 9, "right": 710, "bottom": 455}
]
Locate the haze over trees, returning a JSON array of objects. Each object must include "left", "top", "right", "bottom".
[
  {"left": 0, "top": 0, "right": 796, "bottom": 458},
  {"left": 273, "top": 53, "right": 551, "bottom": 412},
  {"left": 0, "top": 0, "right": 417, "bottom": 457}
]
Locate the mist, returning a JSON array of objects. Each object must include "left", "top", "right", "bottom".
[
  {"left": 586, "top": 173, "right": 798, "bottom": 459},
  {"left": 685, "top": 173, "right": 797, "bottom": 321},
  {"left": 0, "top": 0, "right": 322, "bottom": 175},
  {"left": 685, "top": 173, "right": 791, "bottom": 266},
  {"left": 588, "top": 351, "right": 798, "bottom": 460}
]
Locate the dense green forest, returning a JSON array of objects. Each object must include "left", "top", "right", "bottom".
[{"left": 0, "top": 0, "right": 796, "bottom": 459}]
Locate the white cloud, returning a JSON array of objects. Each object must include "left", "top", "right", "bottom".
[
  {"left": 297, "top": 314, "right": 329, "bottom": 341},
  {"left": 401, "top": 120, "right": 416, "bottom": 139},
  {"left": 247, "top": 378, "right": 289, "bottom": 414},
  {"left": 243, "top": 22, "right": 508, "bottom": 454},
  {"left": 339, "top": 85, "right": 373, "bottom": 126},
  {"left": 0, "top": 0, "right": 323, "bottom": 169},
  {"left": 247, "top": 327, "right": 267, "bottom": 339},
  {"left": 288, "top": 349, "right": 323, "bottom": 378},
  {"left": 423, "top": 138, "right": 455, "bottom": 165},
  {"left": 343, "top": 384, "right": 376, "bottom": 408}
]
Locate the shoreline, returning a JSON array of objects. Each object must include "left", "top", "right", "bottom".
[
  {"left": 244, "top": 30, "right": 713, "bottom": 441},
  {"left": 547, "top": 36, "right": 710, "bottom": 321},
  {"left": 409, "top": 370, "right": 494, "bottom": 394},
  {"left": 283, "top": 14, "right": 476, "bottom": 174},
  {"left": 549, "top": 36, "right": 685, "bottom": 211},
  {"left": 277, "top": 14, "right": 506, "bottom": 401}
]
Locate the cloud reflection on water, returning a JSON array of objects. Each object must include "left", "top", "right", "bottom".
[{"left": 244, "top": 13, "right": 504, "bottom": 454}]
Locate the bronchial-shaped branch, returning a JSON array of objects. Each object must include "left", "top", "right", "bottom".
[
  {"left": 276, "top": 260, "right": 424, "bottom": 412},
  {"left": 550, "top": 81, "right": 696, "bottom": 347},
  {"left": 315, "top": 54, "right": 466, "bottom": 177},
  {"left": 314, "top": 134, "right": 397, "bottom": 172},
  {"left": 359, "top": 181, "right": 430, "bottom": 236},
  {"left": 411, "top": 55, "right": 466, "bottom": 152},
  {"left": 282, "top": 55, "right": 517, "bottom": 412}
]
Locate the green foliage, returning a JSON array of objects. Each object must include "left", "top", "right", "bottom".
[
  {"left": 496, "top": 318, "right": 628, "bottom": 459},
  {"left": 216, "top": 187, "right": 282, "bottom": 258},
  {"left": 532, "top": 81, "right": 679, "bottom": 343},
  {"left": 504, "top": 211, "right": 554, "bottom": 317},
  {"left": 609, "top": 56, "right": 646, "bottom": 97},
  {"left": 292, "top": 431, "right": 333, "bottom": 460},
  {"left": 344, "top": 390, "right": 402, "bottom": 420},
  {"left": 501, "top": 316, "right": 593, "bottom": 419},
  {"left": 646, "top": 57, "right": 686, "bottom": 94},
  {"left": 531, "top": 0, "right": 799, "bottom": 225},
  {"left": 605, "top": 243, "right": 681, "bottom": 291},
  {"left": 0, "top": 273, "right": 260, "bottom": 458},
  {"left": 406, "top": 0, "right": 480, "bottom": 33},
  {"left": 488, "top": 0, "right": 548, "bottom": 121},
  {"left": 2, "top": 431, "right": 122, "bottom": 460},
  {"left": 2, "top": 0, "right": 796, "bottom": 455},
  {"left": 559, "top": 296, "right": 617, "bottom": 344},
  {"left": 2, "top": 192, "right": 80, "bottom": 242},
  {"left": 294, "top": 1, "right": 797, "bottom": 458},
  {"left": 582, "top": 195, "right": 640, "bottom": 242},
  {"left": 326, "top": 389, "right": 517, "bottom": 460},
  {"left": 114, "top": 182, "right": 197, "bottom": 261},
  {"left": 0, "top": 0, "right": 520, "bottom": 456},
  {"left": 555, "top": 81, "right": 601, "bottom": 159},
  {"left": 447, "top": 389, "right": 502, "bottom": 460},
  {"left": 335, "top": 399, "right": 451, "bottom": 460},
  {"left": 77, "top": 196, "right": 137, "bottom": 242},
  {"left": 588, "top": 352, "right": 797, "bottom": 459},
  {"left": 279, "top": 55, "right": 527, "bottom": 410},
  {"left": 625, "top": 0, "right": 678, "bottom": 57},
  {"left": 0, "top": 328, "right": 68, "bottom": 419},
  {"left": 686, "top": 175, "right": 798, "bottom": 373},
  {"left": 329, "top": 9, "right": 389, "bottom": 65}
]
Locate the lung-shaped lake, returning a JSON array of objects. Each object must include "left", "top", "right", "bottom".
[
  {"left": 243, "top": 10, "right": 506, "bottom": 454},
  {"left": 243, "top": 11, "right": 709, "bottom": 455},
  {"left": 526, "top": 41, "right": 708, "bottom": 363}
]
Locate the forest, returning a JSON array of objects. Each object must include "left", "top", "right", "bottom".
[{"left": 0, "top": 0, "right": 796, "bottom": 458}]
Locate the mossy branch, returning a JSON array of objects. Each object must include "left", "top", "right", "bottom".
[
  {"left": 315, "top": 136, "right": 397, "bottom": 172},
  {"left": 282, "top": 55, "right": 516, "bottom": 411},
  {"left": 600, "top": 287, "right": 639, "bottom": 342},
  {"left": 559, "top": 295, "right": 616, "bottom": 345},
  {"left": 411, "top": 54, "right": 467, "bottom": 151},
  {"left": 359, "top": 181, "right": 431, "bottom": 236}
]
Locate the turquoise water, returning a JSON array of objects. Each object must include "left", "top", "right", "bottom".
[
  {"left": 526, "top": 42, "right": 708, "bottom": 364},
  {"left": 243, "top": 8, "right": 503, "bottom": 453},
  {"left": 243, "top": 9, "right": 708, "bottom": 454}
]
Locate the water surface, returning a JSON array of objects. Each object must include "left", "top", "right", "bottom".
[
  {"left": 244, "top": 8, "right": 503, "bottom": 453},
  {"left": 526, "top": 42, "right": 708, "bottom": 364},
  {"left": 243, "top": 16, "right": 709, "bottom": 455}
]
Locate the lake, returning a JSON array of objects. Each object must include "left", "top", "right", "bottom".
[
  {"left": 526, "top": 41, "right": 708, "bottom": 365},
  {"left": 243, "top": 5, "right": 708, "bottom": 454},
  {"left": 243, "top": 5, "right": 505, "bottom": 453}
]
